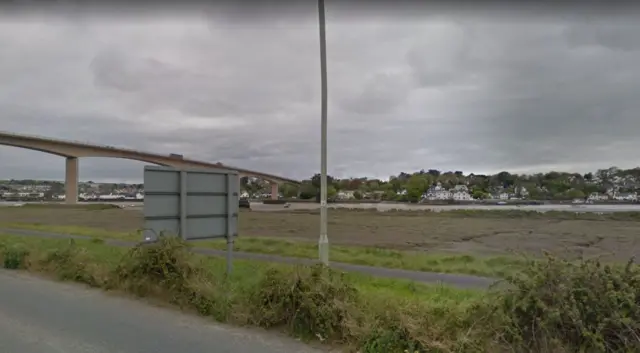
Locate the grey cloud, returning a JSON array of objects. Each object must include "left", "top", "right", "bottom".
[
  {"left": 338, "top": 71, "right": 415, "bottom": 115},
  {"left": 564, "top": 21, "right": 640, "bottom": 52},
  {"left": 1, "top": 8, "right": 640, "bottom": 183}
]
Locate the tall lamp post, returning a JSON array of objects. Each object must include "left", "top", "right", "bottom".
[{"left": 317, "top": 0, "right": 329, "bottom": 266}]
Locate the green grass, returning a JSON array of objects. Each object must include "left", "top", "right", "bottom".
[
  {"left": 0, "top": 222, "right": 529, "bottom": 278},
  {"left": 0, "top": 233, "right": 481, "bottom": 303}
]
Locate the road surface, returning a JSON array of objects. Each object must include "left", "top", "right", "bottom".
[
  {"left": 0, "top": 270, "right": 328, "bottom": 353},
  {"left": 0, "top": 228, "right": 498, "bottom": 289}
]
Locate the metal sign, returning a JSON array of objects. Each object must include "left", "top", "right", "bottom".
[{"left": 142, "top": 165, "right": 239, "bottom": 273}]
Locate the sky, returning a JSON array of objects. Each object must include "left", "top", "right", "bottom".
[{"left": 0, "top": 3, "right": 639, "bottom": 183}]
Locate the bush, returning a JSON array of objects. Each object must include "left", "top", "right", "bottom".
[
  {"left": 111, "top": 236, "right": 203, "bottom": 299},
  {"left": 40, "top": 239, "right": 100, "bottom": 286},
  {"left": 248, "top": 264, "right": 359, "bottom": 342},
  {"left": 492, "top": 255, "right": 640, "bottom": 353},
  {"left": 2, "top": 244, "right": 29, "bottom": 269}
]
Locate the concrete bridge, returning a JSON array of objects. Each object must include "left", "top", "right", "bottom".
[{"left": 0, "top": 131, "right": 299, "bottom": 203}]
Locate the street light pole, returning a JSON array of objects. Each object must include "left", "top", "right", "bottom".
[{"left": 317, "top": 0, "right": 329, "bottom": 266}]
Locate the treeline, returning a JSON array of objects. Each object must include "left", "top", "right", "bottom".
[{"left": 267, "top": 166, "right": 640, "bottom": 202}]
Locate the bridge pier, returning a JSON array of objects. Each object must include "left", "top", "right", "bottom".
[
  {"left": 65, "top": 157, "right": 78, "bottom": 204},
  {"left": 270, "top": 183, "right": 279, "bottom": 200}
]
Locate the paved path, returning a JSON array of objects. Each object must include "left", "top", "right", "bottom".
[
  {"left": 0, "top": 270, "right": 327, "bottom": 353},
  {"left": 0, "top": 228, "right": 498, "bottom": 289}
]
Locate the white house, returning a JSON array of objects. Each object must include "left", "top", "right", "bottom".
[
  {"left": 452, "top": 184, "right": 469, "bottom": 193},
  {"left": 426, "top": 183, "right": 451, "bottom": 200},
  {"left": 614, "top": 192, "right": 637, "bottom": 202},
  {"left": 516, "top": 186, "right": 529, "bottom": 198},
  {"left": 337, "top": 190, "right": 355, "bottom": 200},
  {"left": 452, "top": 190, "right": 473, "bottom": 201},
  {"left": 588, "top": 192, "right": 609, "bottom": 201}
]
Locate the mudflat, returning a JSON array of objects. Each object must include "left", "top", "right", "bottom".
[{"left": 1, "top": 207, "right": 639, "bottom": 261}]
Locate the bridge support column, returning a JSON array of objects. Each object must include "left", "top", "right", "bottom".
[
  {"left": 270, "top": 183, "right": 279, "bottom": 200},
  {"left": 65, "top": 157, "right": 78, "bottom": 204}
]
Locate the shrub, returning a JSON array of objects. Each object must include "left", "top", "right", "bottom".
[
  {"left": 111, "top": 236, "right": 203, "bottom": 299},
  {"left": 492, "top": 255, "right": 640, "bottom": 353},
  {"left": 2, "top": 244, "right": 29, "bottom": 269},
  {"left": 248, "top": 264, "right": 359, "bottom": 342},
  {"left": 40, "top": 239, "right": 100, "bottom": 286}
]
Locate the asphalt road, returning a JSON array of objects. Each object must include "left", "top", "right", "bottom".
[
  {"left": 0, "top": 270, "right": 328, "bottom": 353},
  {"left": 0, "top": 228, "right": 498, "bottom": 289}
]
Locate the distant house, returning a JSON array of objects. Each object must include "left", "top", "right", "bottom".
[
  {"left": 614, "top": 192, "right": 637, "bottom": 202},
  {"left": 426, "top": 183, "right": 451, "bottom": 200},
  {"left": 516, "top": 186, "right": 529, "bottom": 198},
  {"left": 452, "top": 190, "right": 473, "bottom": 201},
  {"left": 452, "top": 184, "right": 469, "bottom": 193},
  {"left": 588, "top": 192, "right": 609, "bottom": 201},
  {"left": 337, "top": 190, "right": 355, "bottom": 200}
]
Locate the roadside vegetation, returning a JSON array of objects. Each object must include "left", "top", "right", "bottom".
[{"left": 1, "top": 233, "right": 639, "bottom": 352}]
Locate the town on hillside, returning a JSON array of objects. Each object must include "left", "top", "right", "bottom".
[{"left": 1, "top": 166, "right": 638, "bottom": 203}]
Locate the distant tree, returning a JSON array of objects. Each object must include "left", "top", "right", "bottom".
[
  {"left": 472, "top": 190, "right": 486, "bottom": 199},
  {"left": 310, "top": 173, "right": 335, "bottom": 189},
  {"left": 566, "top": 189, "right": 586, "bottom": 199},
  {"left": 280, "top": 183, "right": 299, "bottom": 198},
  {"left": 405, "top": 174, "right": 430, "bottom": 203},
  {"left": 298, "top": 183, "right": 317, "bottom": 199},
  {"left": 327, "top": 185, "right": 337, "bottom": 200},
  {"left": 353, "top": 190, "right": 363, "bottom": 200},
  {"left": 383, "top": 190, "right": 397, "bottom": 201},
  {"left": 427, "top": 169, "right": 441, "bottom": 177},
  {"left": 494, "top": 171, "right": 516, "bottom": 188}
]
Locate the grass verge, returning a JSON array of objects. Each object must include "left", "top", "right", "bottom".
[
  {"left": 1, "top": 233, "right": 639, "bottom": 352},
  {"left": 0, "top": 222, "right": 528, "bottom": 278}
]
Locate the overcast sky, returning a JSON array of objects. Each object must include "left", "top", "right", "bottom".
[{"left": 0, "top": 3, "right": 639, "bottom": 183}]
